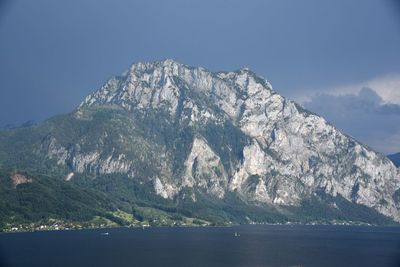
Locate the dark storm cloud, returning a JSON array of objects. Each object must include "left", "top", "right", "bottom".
[{"left": 304, "top": 88, "right": 400, "bottom": 154}]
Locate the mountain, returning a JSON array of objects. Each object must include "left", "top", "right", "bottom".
[
  {"left": 388, "top": 153, "right": 400, "bottom": 168},
  {"left": 0, "top": 59, "right": 399, "bottom": 230}
]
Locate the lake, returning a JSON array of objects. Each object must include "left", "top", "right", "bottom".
[{"left": 0, "top": 225, "right": 400, "bottom": 267}]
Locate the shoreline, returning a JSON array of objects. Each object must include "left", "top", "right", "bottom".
[{"left": 2, "top": 221, "right": 399, "bottom": 235}]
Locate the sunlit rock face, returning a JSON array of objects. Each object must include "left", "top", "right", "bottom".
[{"left": 45, "top": 59, "right": 400, "bottom": 221}]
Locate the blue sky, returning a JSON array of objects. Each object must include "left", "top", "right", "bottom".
[{"left": 0, "top": 0, "right": 399, "bottom": 153}]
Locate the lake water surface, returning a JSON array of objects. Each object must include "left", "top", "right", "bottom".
[{"left": 0, "top": 225, "right": 400, "bottom": 267}]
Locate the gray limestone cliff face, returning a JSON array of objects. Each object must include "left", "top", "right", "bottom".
[
  {"left": 48, "top": 59, "right": 400, "bottom": 221},
  {"left": 41, "top": 136, "right": 136, "bottom": 176},
  {"left": 183, "top": 137, "right": 228, "bottom": 198}
]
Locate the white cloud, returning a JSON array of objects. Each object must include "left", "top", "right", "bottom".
[
  {"left": 330, "top": 73, "right": 400, "bottom": 105},
  {"left": 291, "top": 73, "right": 400, "bottom": 106}
]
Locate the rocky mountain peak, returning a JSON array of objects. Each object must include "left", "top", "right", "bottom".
[
  {"left": 127, "top": 58, "right": 185, "bottom": 77},
  {"left": 78, "top": 59, "right": 275, "bottom": 123},
  {"left": 81, "top": 59, "right": 272, "bottom": 111}
]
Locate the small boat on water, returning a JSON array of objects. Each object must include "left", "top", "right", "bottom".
[
  {"left": 234, "top": 232, "right": 240, "bottom": 237},
  {"left": 101, "top": 232, "right": 110, "bottom": 236}
]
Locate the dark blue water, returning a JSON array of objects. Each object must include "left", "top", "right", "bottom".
[{"left": 0, "top": 225, "right": 400, "bottom": 267}]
